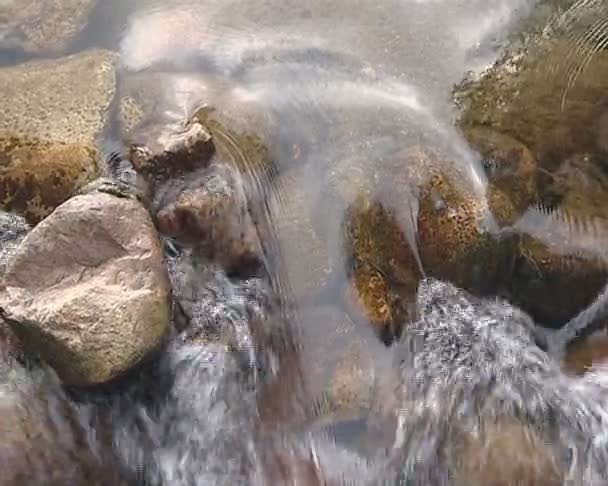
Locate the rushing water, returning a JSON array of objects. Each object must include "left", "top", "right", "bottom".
[{"left": 3, "top": 0, "right": 608, "bottom": 483}]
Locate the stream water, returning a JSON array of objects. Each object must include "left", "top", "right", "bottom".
[{"left": 3, "top": 0, "right": 608, "bottom": 483}]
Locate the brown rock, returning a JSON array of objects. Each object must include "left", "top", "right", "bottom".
[
  {"left": 1, "top": 192, "right": 171, "bottom": 386},
  {"left": 455, "top": 5, "right": 608, "bottom": 173},
  {"left": 458, "top": 420, "right": 564, "bottom": 486},
  {"left": 297, "top": 305, "right": 382, "bottom": 421},
  {"left": 507, "top": 154, "right": 608, "bottom": 327},
  {"left": 562, "top": 331, "right": 608, "bottom": 376},
  {"left": 0, "top": 49, "right": 116, "bottom": 224},
  {"left": 509, "top": 234, "right": 607, "bottom": 328},
  {"left": 463, "top": 127, "right": 538, "bottom": 225},
  {"left": 0, "top": 0, "right": 96, "bottom": 54},
  {"left": 343, "top": 197, "right": 420, "bottom": 342},
  {"left": 404, "top": 145, "right": 516, "bottom": 295}
]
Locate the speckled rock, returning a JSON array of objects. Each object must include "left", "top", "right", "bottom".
[
  {"left": 405, "top": 146, "right": 517, "bottom": 294},
  {"left": 0, "top": 0, "right": 97, "bottom": 54},
  {"left": 322, "top": 143, "right": 517, "bottom": 340},
  {"left": 0, "top": 191, "right": 171, "bottom": 386},
  {"left": 0, "top": 49, "right": 116, "bottom": 224},
  {"left": 342, "top": 196, "right": 420, "bottom": 343},
  {"left": 463, "top": 127, "right": 538, "bottom": 225}
]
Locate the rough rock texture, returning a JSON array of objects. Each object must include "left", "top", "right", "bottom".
[
  {"left": 0, "top": 49, "right": 116, "bottom": 224},
  {"left": 1, "top": 192, "right": 171, "bottom": 386},
  {"left": 0, "top": 0, "right": 97, "bottom": 54},
  {"left": 0, "top": 211, "right": 30, "bottom": 364}
]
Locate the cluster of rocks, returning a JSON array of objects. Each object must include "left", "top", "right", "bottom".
[{"left": 2, "top": 1, "right": 608, "bottom": 454}]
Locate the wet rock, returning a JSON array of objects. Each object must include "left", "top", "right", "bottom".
[
  {"left": 297, "top": 305, "right": 382, "bottom": 422},
  {"left": 0, "top": 0, "right": 97, "bottom": 55},
  {"left": 317, "top": 340, "right": 377, "bottom": 420},
  {"left": 542, "top": 152, "right": 608, "bottom": 219},
  {"left": 0, "top": 49, "right": 116, "bottom": 224},
  {"left": 0, "top": 212, "right": 29, "bottom": 363},
  {"left": 458, "top": 420, "right": 564, "bottom": 485},
  {"left": 1, "top": 191, "right": 171, "bottom": 386},
  {"left": 509, "top": 234, "right": 607, "bottom": 328},
  {"left": 0, "top": 212, "right": 29, "bottom": 277},
  {"left": 343, "top": 197, "right": 420, "bottom": 343},
  {"left": 126, "top": 105, "right": 274, "bottom": 275},
  {"left": 400, "top": 145, "right": 515, "bottom": 295},
  {"left": 507, "top": 153, "right": 608, "bottom": 327},
  {"left": 463, "top": 127, "right": 538, "bottom": 225},
  {"left": 454, "top": 2, "right": 608, "bottom": 171},
  {"left": 325, "top": 144, "right": 516, "bottom": 340},
  {"left": 562, "top": 331, "right": 608, "bottom": 376},
  {"left": 156, "top": 163, "right": 263, "bottom": 274}
]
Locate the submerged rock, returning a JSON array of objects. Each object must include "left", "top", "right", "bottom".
[
  {"left": 463, "top": 127, "right": 538, "bottom": 225},
  {"left": 506, "top": 153, "right": 608, "bottom": 327},
  {"left": 454, "top": 1, "right": 608, "bottom": 170},
  {"left": 562, "top": 331, "right": 608, "bottom": 375},
  {"left": 0, "top": 49, "right": 116, "bottom": 224},
  {"left": 0, "top": 0, "right": 97, "bottom": 55},
  {"left": 1, "top": 191, "right": 171, "bottom": 386}
]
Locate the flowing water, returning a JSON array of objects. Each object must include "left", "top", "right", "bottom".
[{"left": 3, "top": 0, "right": 608, "bottom": 483}]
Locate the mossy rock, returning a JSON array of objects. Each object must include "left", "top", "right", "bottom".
[
  {"left": 455, "top": 2, "right": 608, "bottom": 170},
  {"left": 0, "top": 49, "right": 116, "bottom": 224}
]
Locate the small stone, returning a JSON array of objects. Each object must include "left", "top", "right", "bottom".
[
  {"left": 0, "top": 49, "right": 117, "bottom": 224},
  {"left": 1, "top": 192, "right": 171, "bottom": 386}
]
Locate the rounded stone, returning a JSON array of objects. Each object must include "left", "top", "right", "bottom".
[{"left": 1, "top": 192, "right": 171, "bottom": 386}]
